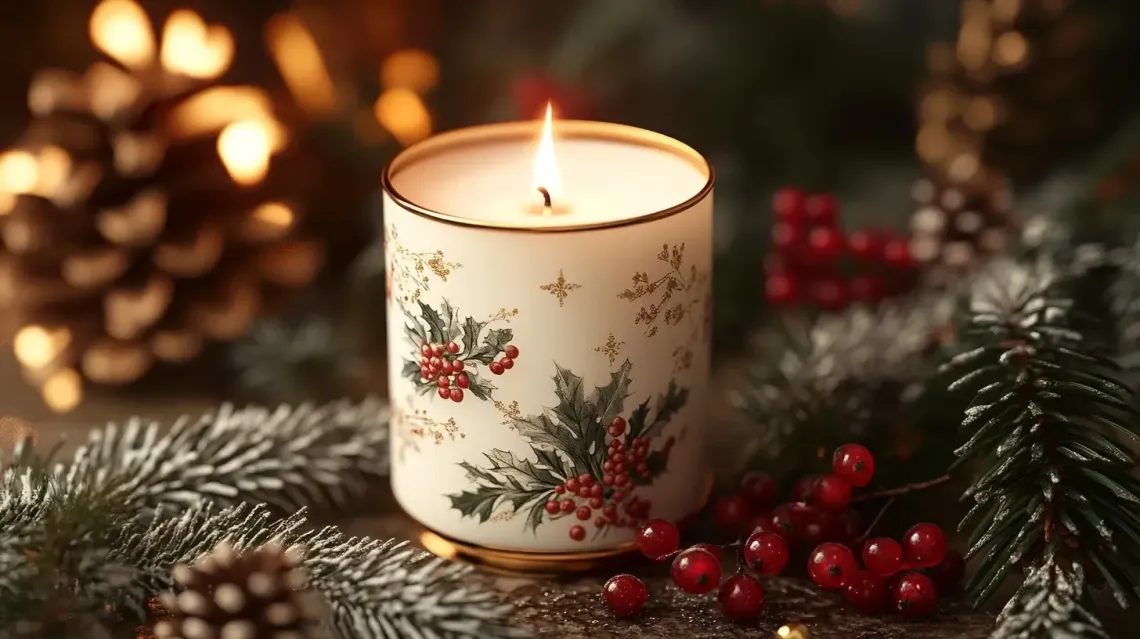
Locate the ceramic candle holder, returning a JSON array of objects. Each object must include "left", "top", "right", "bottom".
[{"left": 382, "top": 120, "right": 713, "bottom": 572}]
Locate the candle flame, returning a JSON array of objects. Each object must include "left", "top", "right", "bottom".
[
  {"left": 217, "top": 120, "right": 273, "bottom": 186},
  {"left": 160, "top": 10, "right": 234, "bottom": 79},
  {"left": 89, "top": 0, "right": 155, "bottom": 70},
  {"left": 531, "top": 103, "right": 562, "bottom": 208},
  {"left": 266, "top": 13, "right": 338, "bottom": 116}
]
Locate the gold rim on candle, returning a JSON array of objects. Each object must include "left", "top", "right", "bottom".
[{"left": 381, "top": 120, "right": 715, "bottom": 233}]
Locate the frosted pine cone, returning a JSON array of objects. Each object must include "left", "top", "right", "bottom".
[{"left": 154, "top": 542, "right": 326, "bottom": 639}]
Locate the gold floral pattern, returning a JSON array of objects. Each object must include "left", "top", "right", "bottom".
[
  {"left": 672, "top": 346, "right": 693, "bottom": 372},
  {"left": 539, "top": 269, "right": 582, "bottom": 307},
  {"left": 618, "top": 243, "right": 710, "bottom": 338},
  {"left": 594, "top": 333, "right": 626, "bottom": 365},
  {"left": 493, "top": 399, "right": 523, "bottom": 429},
  {"left": 386, "top": 225, "right": 462, "bottom": 308},
  {"left": 394, "top": 404, "right": 463, "bottom": 458}
]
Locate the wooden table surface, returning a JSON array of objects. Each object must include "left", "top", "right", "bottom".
[{"left": 8, "top": 352, "right": 1128, "bottom": 638}]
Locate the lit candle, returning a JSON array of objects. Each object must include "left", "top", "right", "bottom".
[{"left": 384, "top": 105, "right": 713, "bottom": 563}]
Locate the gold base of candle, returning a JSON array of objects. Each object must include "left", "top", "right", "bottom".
[{"left": 415, "top": 473, "right": 714, "bottom": 576}]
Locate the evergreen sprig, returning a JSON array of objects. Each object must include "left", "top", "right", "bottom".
[
  {"left": 59, "top": 398, "right": 390, "bottom": 513},
  {"left": 991, "top": 549, "right": 1107, "bottom": 639},
  {"left": 943, "top": 258, "right": 1140, "bottom": 634}
]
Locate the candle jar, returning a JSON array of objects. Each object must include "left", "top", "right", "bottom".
[{"left": 382, "top": 121, "right": 713, "bottom": 571}]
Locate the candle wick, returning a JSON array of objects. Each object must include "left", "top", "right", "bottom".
[{"left": 537, "top": 186, "right": 552, "bottom": 213}]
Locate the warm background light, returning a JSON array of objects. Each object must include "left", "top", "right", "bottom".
[
  {"left": 374, "top": 88, "right": 431, "bottom": 147},
  {"left": 531, "top": 103, "right": 562, "bottom": 201},
  {"left": 217, "top": 120, "right": 273, "bottom": 186},
  {"left": 0, "top": 151, "right": 39, "bottom": 194},
  {"left": 160, "top": 9, "right": 234, "bottom": 79},
  {"left": 89, "top": 0, "right": 155, "bottom": 69},
  {"left": 266, "top": 14, "right": 338, "bottom": 116},
  {"left": 382, "top": 49, "right": 440, "bottom": 93},
  {"left": 14, "top": 325, "right": 70, "bottom": 369},
  {"left": 165, "top": 87, "right": 276, "bottom": 140},
  {"left": 42, "top": 368, "right": 82, "bottom": 414}
]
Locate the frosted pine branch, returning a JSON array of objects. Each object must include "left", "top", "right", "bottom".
[
  {"left": 60, "top": 398, "right": 390, "bottom": 513},
  {"left": 108, "top": 503, "right": 526, "bottom": 638},
  {"left": 991, "top": 552, "right": 1107, "bottom": 639}
]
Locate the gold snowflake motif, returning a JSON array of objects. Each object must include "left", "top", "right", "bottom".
[
  {"left": 672, "top": 346, "right": 693, "bottom": 372},
  {"left": 618, "top": 243, "right": 710, "bottom": 338},
  {"left": 394, "top": 405, "right": 463, "bottom": 459},
  {"left": 493, "top": 399, "right": 523, "bottom": 429},
  {"left": 594, "top": 333, "right": 626, "bottom": 365},
  {"left": 386, "top": 225, "right": 462, "bottom": 307},
  {"left": 539, "top": 269, "right": 582, "bottom": 307}
]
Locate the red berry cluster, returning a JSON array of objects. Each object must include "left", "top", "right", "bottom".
[
  {"left": 546, "top": 417, "right": 676, "bottom": 541},
  {"left": 420, "top": 341, "right": 519, "bottom": 403},
  {"left": 765, "top": 187, "right": 917, "bottom": 310}
]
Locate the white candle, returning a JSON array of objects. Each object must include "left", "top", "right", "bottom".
[{"left": 384, "top": 110, "right": 713, "bottom": 564}]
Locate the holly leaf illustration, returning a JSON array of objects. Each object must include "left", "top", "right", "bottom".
[
  {"left": 440, "top": 300, "right": 462, "bottom": 341},
  {"left": 645, "top": 381, "right": 688, "bottom": 439},
  {"left": 468, "top": 328, "right": 515, "bottom": 364},
  {"left": 404, "top": 321, "right": 427, "bottom": 348},
  {"left": 551, "top": 364, "right": 592, "bottom": 430},
  {"left": 482, "top": 449, "right": 562, "bottom": 490},
  {"left": 465, "top": 373, "right": 496, "bottom": 400},
  {"left": 401, "top": 359, "right": 421, "bottom": 381},
  {"left": 533, "top": 447, "right": 571, "bottom": 480},
  {"left": 448, "top": 488, "right": 499, "bottom": 522},
  {"left": 626, "top": 398, "right": 652, "bottom": 441},
  {"left": 448, "top": 453, "right": 558, "bottom": 529},
  {"left": 525, "top": 496, "right": 551, "bottom": 533},
  {"left": 592, "top": 359, "right": 633, "bottom": 426},
  {"left": 417, "top": 300, "right": 447, "bottom": 343},
  {"left": 461, "top": 316, "right": 486, "bottom": 354},
  {"left": 629, "top": 450, "right": 668, "bottom": 486}
]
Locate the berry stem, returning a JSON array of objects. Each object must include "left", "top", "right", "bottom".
[
  {"left": 855, "top": 496, "right": 895, "bottom": 544},
  {"left": 850, "top": 474, "right": 951, "bottom": 503}
]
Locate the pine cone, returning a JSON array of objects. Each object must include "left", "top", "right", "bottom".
[
  {"left": 916, "top": 0, "right": 1098, "bottom": 180},
  {"left": 909, "top": 167, "right": 1018, "bottom": 283},
  {"left": 154, "top": 542, "right": 326, "bottom": 639},
  {"left": 0, "top": 2, "right": 322, "bottom": 411}
]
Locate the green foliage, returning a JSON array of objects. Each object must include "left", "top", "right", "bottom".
[{"left": 943, "top": 258, "right": 1140, "bottom": 633}]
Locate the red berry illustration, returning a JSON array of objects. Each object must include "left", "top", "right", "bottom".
[
  {"left": 421, "top": 344, "right": 431, "bottom": 356},
  {"left": 638, "top": 519, "right": 679, "bottom": 560},
  {"left": 446, "top": 340, "right": 460, "bottom": 354},
  {"left": 845, "top": 570, "right": 888, "bottom": 613},
  {"left": 832, "top": 444, "right": 875, "bottom": 487},
  {"left": 808, "top": 542, "right": 857, "bottom": 590},
  {"left": 862, "top": 537, "right": 904, "bottom": 578},
  {"left": 602, "top": 574, "right": 648, "bottom": 618},
  {"left": 489, "top": 361, "right": 505, "bottom": 375},
  {"left": 438, "top": 376, "right": 450, "bottom": 388},
  {"left": 449, "top": 388, "right": 463, "bottom": 402},
  {"left": 505, "top": 344, "right": 519, "bottom": 359},
  {"left": 717, "top": 574, "right": 765, "bottom": 622},
  {"left": 608, "top": 416, "right": 627, "bottom": 438},
  {"left": 742, "top": 531, "right": 789, "bottom": 575},
  {"left": 501, "top": 357, "right": 514, "bottom": 370},
  {"left": 452, "top": 359, "right": 465, "bottom": 372},
  {"left": 560, "top": 499, "right": 575, "bottom": 514},
  {"left": 671, "top": 547, "right": 722, "bottom": 594},
  {"left": 437, "top": 387, "right": 449, "bottom": 399},
  {"left": 892, "top": 572, "right": 938, "bottom": 617},
  {"left": 576, "top": 506, "right": 592, "bottom": 521},
  {"left": 431, "top": 344, "right": 444, "bottom": 357},
  {"left": 903, "top": 523, "right": 948, "bottom": 568},
  {"left": 455, "top": 373, "right": 470, "bottom": 388},
  {"left": 569, "top": 525, "right": 586, "bottom": 541},
  {"left": 544, "top": 501, "right": 558, "bottom": 515}
]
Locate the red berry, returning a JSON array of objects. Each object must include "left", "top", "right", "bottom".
[
  {"left": 440, "top": 360, "right": 454, "bottom": 375},
  {"left": 791, "top": 476, "right": 819, "bottom": 502},
  {"left": 576, "top": 506, "right": 592, "bottom": 521},
  {"left": 612, "top": 490, "right": 626, "bottom": 502},
  {"left": 805, "top": 193, "right": 838, "bottom": 225},
  {"left": 845, "top": 570, "right": 888, "bottom": 613},
  {"left": 501, "top": 357, "right": 514, "bottom": 370},
  {"left": 590, "top": 485, "right": 603, "bottom": 498},
  {"left": 835, "top": 509, "right": 864, "bottom": 545},
  {"left": 768, "top": 504, "right": 797, "bottom": 538},
  {"left": 771, "top": 222, "right": 804, "bottom": 254},
  {"left": 420, "top": 344, "right": 431, "bottom": 356},
  {"left": 671, "top": 547, "right": 722, "bottom": 594},
  {"left": 455, "top": 373, "right": 470, "bottom": 388},
  {"left": 566, "top": 478, "right": 580, "bottom": 493},
  {"left": 437, "top": 387, "right": 449, "bottom": 399},
  {"left": 569, "top": 525, "right": 586, "bottom": 541},
  {"left": 849, "top": 274, "right": 885, "bottom": 302},
  {"left": 449, "top": 388, "right": 463, "bottom": 402},
  {"left": 903, "top": 523, "right": 948, "bottom": 568},
  {"left": 595, "top": 517, "right": 606, "bottom": 527},
  {"left": 544, "top": 501, "right": 558, "bottom": 515},
  {"left": 431, "top": 345, "right": 444, "bottom": 357},
  {"left": 713, "top": 495, "right": 750, "bottom": 533},
  {"left": 637, "top": 519, "right": 680, "bottom": 561},
  {"left": 589, "top": 497, "right": 603, "bottom": 509},
  {"left": 560, "top": 499, "right": 575, "bottom": 513},
  {"left": 602, "top": 574, "right": 648, "bottom": 618},
  {"left": 421, "top": 366, "right": 431, "bottom": 380},
  {"left": 930, "top": 550, "right": 966, "bottom": 590},
  {"left": 690, "top": 542, "right": 723, "bottom": 562},
  {"left": 553, "top": 485, "right": 565, "bottom": 495},
  {"left": 810, "top": 275, "right": 848, "bottom": 311},
  {"left": 608, "top": 416, "right": 627, "bottom": 437},
  {"left": 792, "top": 505, "right": 839, "bottom": 545},
  {"left": 772, "top": 187, "right": 807, "bottom": 224},
  {"left": 446, "top": 341, "right": 460, "bottom": 354},
  {"left": 808, "top": 226, "right": 845, "bottom": 261},
  {"left": 578, "top": 473, "right": 593, "bottom": 486},
  {"left": 489, "top": 361, "right": 505, "bottom": 375},
  {"left": 452, "top": 359, "right": 465, "bottom": 372},
  {"left": 883, "top": 237, "right": 914, "bottom": 270},
  {"left": 892, "top": 572, "right": 938, "bottom": 617},
  {"left": 742, "top": 531, "right": 789, "bottom": 575},
  {"left": 848, "top": 229, "right": 885, "bottom": 262},
  {"left": 765, "top": 273, "right": 798, "bottom": 306},
  {"left": 740, "top": 472, "right": 777, "bottom": 510},
  {"left": 717, "top": 574, "right": 765, "bottom": 622},
  {"left": 504, "top": 344, "right": 519, "bottom": 359},
  {"left": 862, "top": 538, "right": 904, "bottom": 578},
  {"left": 832, "top": 444, "right": 875, "bottom": 488},
  {"left": 810, "top": 475, "right": 852, "bottom": 511},
  {"left": 808, "top": 542, "right": 858, "bottom": 590}
]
